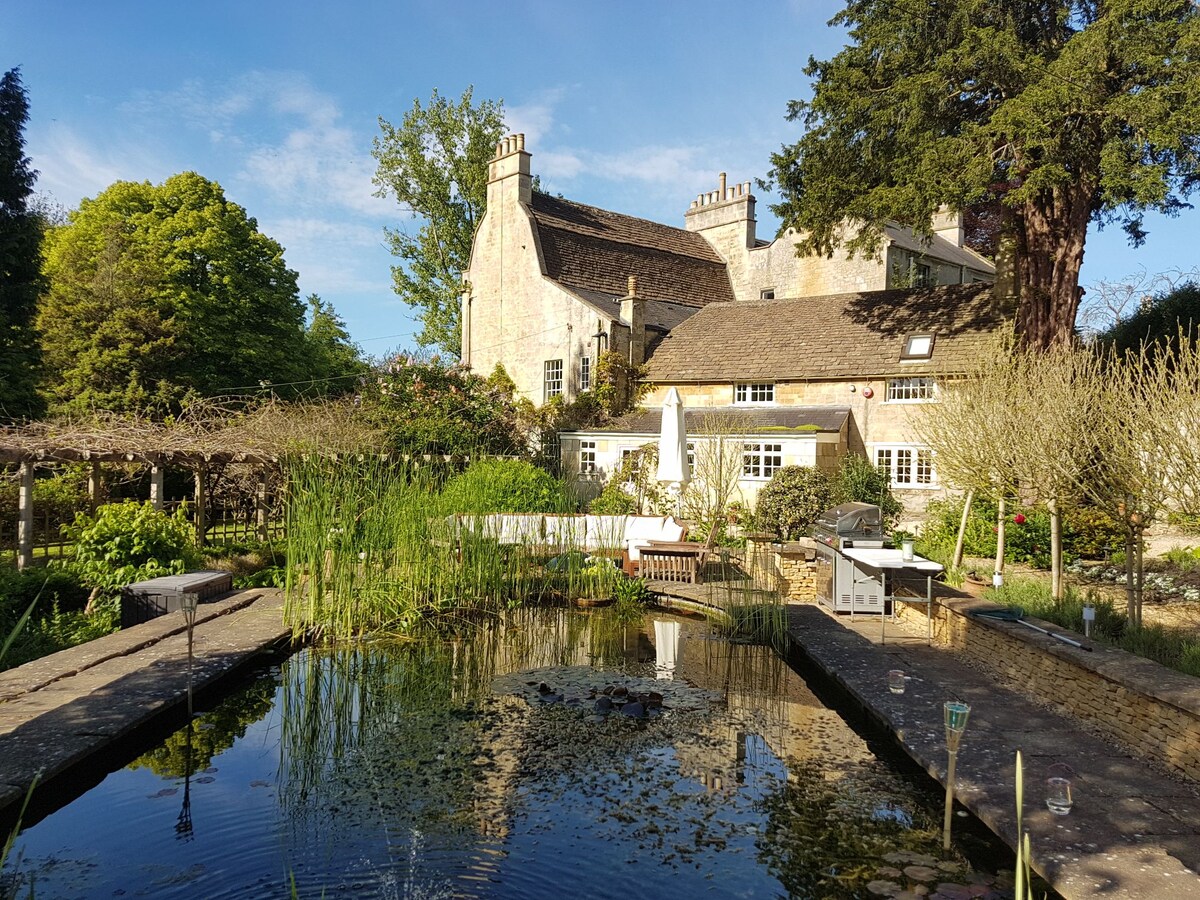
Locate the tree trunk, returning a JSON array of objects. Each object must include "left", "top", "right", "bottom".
[
  {"left": 1124, "top": 519, "right": 1137, "bottom": 625},
  {"left": 952, "top": 489, "right": 974, "bottom": 570},
  {"left": 1013, "top": 184, "right": 1093, "bottom": 351},
  {"left": 1048, "top": 498, "right": 1062, "bottom": 602},
  {"left": 994, "top": 496, "right": 1007, "bottom": 586},
  {"left": 1134, "top": 524, "right": 1145, "bottom": 629}
]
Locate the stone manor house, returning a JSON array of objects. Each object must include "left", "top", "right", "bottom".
[{"left": 461, "top": 133, "right": 1001, "bottom": 509}]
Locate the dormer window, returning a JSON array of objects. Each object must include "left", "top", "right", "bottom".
[
  {"left": 901, "top": 334, "right": 935, "bottom": 360},
  {"left": 760, "top": 289, "right": 775, "bottom": 300},
  {"left": 735, "top": 383, "right": 775, "bottom": 404}
]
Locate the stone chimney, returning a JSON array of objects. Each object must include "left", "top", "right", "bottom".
[
  {"left": 684, "top": 172, "right": 756, "bottom": 248},
  {"left": 931, "top": 205, "right": 964, "bottom": 248},
  {"left": 619, "top": 275, "right": 645, "bottom": 366},
  {"left": 486, "top": 133, "right": 532, "bottom": 208}
]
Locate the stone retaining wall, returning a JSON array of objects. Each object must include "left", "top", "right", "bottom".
[
  {"left": 895, "top": 595, "right": 1200, "bottom": 782},
  {"left": 744, "top": 536, "right": 820, "bottom": 602}
]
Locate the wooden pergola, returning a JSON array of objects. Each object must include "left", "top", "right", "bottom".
[{"left": 0, "top": 400, "right": 382, "bottom": 569}]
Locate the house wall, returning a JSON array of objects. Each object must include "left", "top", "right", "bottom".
[
  {"left": 559, "top": 431, "right": 844, "bottom": 509},
  {"left": 642, "top": 379, "right": 931, "bottom": 452},
  {"left": 463, "top": 139, "right": 612, "bottom": 403}
]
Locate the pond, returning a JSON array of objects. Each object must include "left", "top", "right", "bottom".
[{"left": 3, "top": 607, "right": 1021, "bottom": 899}]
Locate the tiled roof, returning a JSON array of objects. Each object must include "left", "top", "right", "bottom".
[
  {"left": 568, "top": 406, "right": 851, "bottom": 436},
  {"left": 884, "top": 224, "right": 995, "bottom": 273},
  {"left": 568, "top": 288, "right": 699, "bottom": 334},
  {"left": 643, "top": 284, "right": 1004, "bottom": 382},
  {"left": 529, "top": 192, "right": 735, "bottom": 308}
]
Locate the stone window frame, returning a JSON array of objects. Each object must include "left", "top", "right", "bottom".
[
  {"left": 734, "top": 382, "right": 776, "bottom": 405},
  {"left": 742, "top": 442, "right": 783, "bottom": 479},
  {"left": 885, "top": 376, "right": 937, "bottom": 403},
  {"left": 544, "top": 359, "right": 564, "bottom": 401},
  {"left": 578, "top": 356, "right": 591, "bottom": 393},
  {"left": 874, "top": 444, "right": 936, "bottom": 488}
]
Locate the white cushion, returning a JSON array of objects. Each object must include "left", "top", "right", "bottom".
[
  {"left": 624, "top": 516, "right": 667, "bottom": 540},
  {"left": 585, "top": 515, "right": 628, "bottom": 551},
  {"left": 544, "top": 515, "right": 585, "bottom": 547}
]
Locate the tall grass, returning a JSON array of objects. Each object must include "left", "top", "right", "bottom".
[
  {"left": 989, "top": 577, "right": 1200, "bottom": 678},
  {"left": 282, "top": 457, "right": 619, "bottom": 639}
]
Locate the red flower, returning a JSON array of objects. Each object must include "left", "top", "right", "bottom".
[{"left": 1013, "top": 513, "right": 1027, "bottom": 525}]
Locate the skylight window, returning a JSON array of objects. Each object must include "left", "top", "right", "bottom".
[{"left": 901, "top": 334, "right": 935, "bottom": 360}]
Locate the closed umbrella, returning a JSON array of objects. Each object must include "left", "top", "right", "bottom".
[{"left": 656, "top": 387, "right": 690, "bottom": 515}]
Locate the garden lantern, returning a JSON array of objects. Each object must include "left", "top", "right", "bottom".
[
  {"left": 942, "top": 701, "right": 971, "bottom": 849},
  {"left": 181, "top": 592, "right": 199, "bottom": 717}
]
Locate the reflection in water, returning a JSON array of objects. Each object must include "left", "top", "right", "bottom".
[{"left": 5, "top": 607, "right": 1018, "bottom": 899}]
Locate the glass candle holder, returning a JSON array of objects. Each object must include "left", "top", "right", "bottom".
[
  {"left": 887, "top": 670, "right": 906, "bottom": 694},
  {"left": 901, "top": 540, "right": 915, "bottom": 562},
  {"left": 1046, "top": 777, "right": 1073, "bottom": 815}
]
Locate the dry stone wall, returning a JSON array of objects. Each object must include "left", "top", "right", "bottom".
[{"left": 895, "top": 596, "right": 1200, "bottom": 783}]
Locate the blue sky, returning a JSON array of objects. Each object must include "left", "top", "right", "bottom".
[{"left": 5, "top": 1, "right": 1197, "bottom": 352}]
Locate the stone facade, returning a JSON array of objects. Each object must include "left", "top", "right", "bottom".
[
  {"left": 683, "top": 178, "right": 992, "bottom": 305},
  {"left": 895, "top": 596, "right": 1200, "bottom": 782},
  {"left": 745, "top": 536, "right": 821, "bottom": 602}
]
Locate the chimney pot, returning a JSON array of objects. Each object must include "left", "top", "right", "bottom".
[
  {"left": 719, "top": 172, "right": 727, "bottom": 200},
  {"left": 627, "top": 275, "right": 637, "bottom": 296},
  {"left": 517, "top": 133, "right": 525, "bottom": 151}
]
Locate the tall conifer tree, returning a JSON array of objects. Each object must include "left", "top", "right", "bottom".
[{"left": 0, "top": 68, "right": 45, "bottom": 420}]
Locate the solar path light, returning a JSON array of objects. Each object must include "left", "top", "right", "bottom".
[{"left": 942, "top": 701, "right": 971, "bottom": 850}]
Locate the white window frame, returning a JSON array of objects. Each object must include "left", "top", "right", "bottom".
[
  {"left": 734, "top": 382, "right": 776, "bottom": 405},
  {"left": 544, "top": 359, "right": 563, "bottom": 401},
  {"left": 759, "top": 288, "right": 775, "bottom": 300},
  {"left": 578, "top": 356, "right": 591, "bottom": 392},
  {"left": 579, "top": 440, "right": 597, "bottom": 475},
  {"left": 742, "top": 442, "right": 783, "bottom": 480},
  {"left": 885, "top": 376, "right": 937, "bottom": 403},
  {"left": 874, "top": 445, "right": 936, "bottom": 488}
]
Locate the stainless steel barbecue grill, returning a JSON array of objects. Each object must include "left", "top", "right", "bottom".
[
  {"left": 811, "top": 501, "right": 886, "bottom": 550},
  {"left": 811, "top": 502, "right": 888, "bottom": 613}
]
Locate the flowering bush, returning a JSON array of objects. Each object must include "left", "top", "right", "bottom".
[{"left": 360, "top": 355, "right": 523, "bottom": 455}]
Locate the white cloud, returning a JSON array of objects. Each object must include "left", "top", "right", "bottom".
[
  {"left": 27, "top": 122, "right": 169, "bottom": 207},
  {"left": 506, "top": 87, "right": 568, "bottom": 147}
]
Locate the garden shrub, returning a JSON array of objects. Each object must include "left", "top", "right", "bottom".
[
  {"left": 755, "top": 466, "right": 836, "bottom": 540},
  {"left": 918, "top": 496, "right": 1127, "bottom": 569},
  {"left": 63, "top": 501, "right": 201, "bottom": 597},
  {"left": 439, "top": 458, "right": 572, "bottom": 514},
  {"left": 833, "top": 454, "right": 902, "bottom": 525},
  {"left": 0, "top": 567, "right": 89, "bottom": 625}
]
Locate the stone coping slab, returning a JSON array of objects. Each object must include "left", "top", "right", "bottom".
[
  {"left": 0, "top": 590, "right": 264, "bottom": 702},
  {"left": 0, "top": 590, "right": 290, "bottom": 822},
  {"left": 784, "top": 602, "right": 1200, "bottom": 900}
]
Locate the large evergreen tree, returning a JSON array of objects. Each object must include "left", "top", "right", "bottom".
[
  {"left": 0, "top": 68, "right": 45, "bottom": 421},
  {"left": 39, "top": 172, "right": 308, "bottom": 414},
  {"left": 768, "top": 1, "right": 1200, "bottom": 350},
  {"left": 372, "top": 87, "right": 505, "bottom": 356}
]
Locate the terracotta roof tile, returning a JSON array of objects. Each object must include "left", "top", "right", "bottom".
[
  {"left": 529, "top": 193, "right": 735, "bottom": 307},
  {"left": 643, "top": 284, "right": 1004, "bottom": 382}
]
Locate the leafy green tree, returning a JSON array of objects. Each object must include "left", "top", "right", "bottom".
[
  {"left": 300, "top": 294, "right": 367, "bottom": 396},
  {"left": 39, "top": 172, "right": 307, "bottom": 414},
  {"left": 0, "top": 68, "right": 45, "bottom": 421},
  {"left": 834, "top": 454, "right": 902, "bottom": 526},
  {"left": 359, "top": 353, "right": 522, "bottom": 455},
  {"left": 1100, "top": 281, "right": 1200, "bottom": 357},
  {"left": 372, "top": 87, "right": 506, "bottom": 355},
  {"left": 768, "top": 1, "right": 1200, "bottom": 350}
]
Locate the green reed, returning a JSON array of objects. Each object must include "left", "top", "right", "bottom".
[{"left": 282, "top": 457, "right": 620, "bottom": 638}]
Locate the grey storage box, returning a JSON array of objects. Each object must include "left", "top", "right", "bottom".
[{"left": 120, "top": 570, "right": 233, "bottom": 629}]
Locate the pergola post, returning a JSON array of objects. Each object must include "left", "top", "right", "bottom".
[
  {"left": 149, "top": 461, "right": 165, "bottom": 511},
  {"left": 17, "top": 461, "right": 34, "bottom": 570},
  {"left": 88, "top": 460, "right": 103, "bottom": 512},
  {"left": 193, "top": 469, "right": 207, "bottom": 548},
  {"left": 255, "top": 467, "right": 269, "bottom": 542}
]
